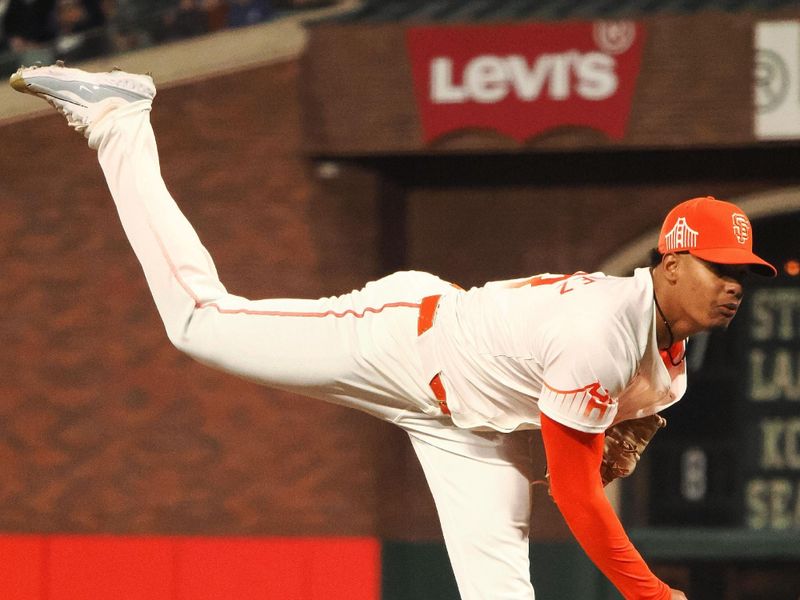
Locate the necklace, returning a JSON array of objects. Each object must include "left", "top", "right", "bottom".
[{"left": 653, "top": 292, "right": 685, "bottom": 366}]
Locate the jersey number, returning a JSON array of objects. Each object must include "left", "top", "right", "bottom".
[{"left": 528, "top": 272, "right": 597, "bottom": 295}]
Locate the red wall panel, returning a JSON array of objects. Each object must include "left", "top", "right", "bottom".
[
  {"left": 176, "top": 538, "right": 308, "bottom": 599},
  {"left": 48, "top": 537, "right": 175, "bottom": 600},
  {"left": 0, "top": 535, "right": 45, "bottom": 600},
  {"left": 0, "top": 535, "right": 379, "bottom": 600},
  {"left": 175, "top": 538, "right": 380, "bottom": 600},
  {"left": 307, "top": 538, "right": 380, "bottom": 600}
]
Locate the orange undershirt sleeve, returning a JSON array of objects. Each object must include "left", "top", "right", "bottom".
[{"left": 540, "top": 413, "right": 671, "bottom": 600}]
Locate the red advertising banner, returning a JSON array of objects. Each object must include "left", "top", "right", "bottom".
[
  {"left": 406, "top": 22, "right": 645, "bottom": 144},
  {"left": 0, "top": 535, "right": 380, "bottom": 600}
]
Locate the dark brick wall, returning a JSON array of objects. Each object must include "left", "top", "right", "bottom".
[
  {"left": 2, "top": 57, "right": 797, "bottom": 546},
  {"left": 407, "top": 180, "right": 783, "bottom": 285},
  {"left": 0, "top": 60, "right": 399, "bottom": 537}
]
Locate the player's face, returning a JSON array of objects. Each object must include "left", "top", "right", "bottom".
[{"left": 675, "top": 253, "right": 748, "bottom": 331}]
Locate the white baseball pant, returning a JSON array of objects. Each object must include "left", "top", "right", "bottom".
[{"left": 88, "top": 101, "right": 537, "bottom": 600}]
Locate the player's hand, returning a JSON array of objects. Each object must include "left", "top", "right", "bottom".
[{"left": 670, "top": 589, "right": 688, "bottom": 599}]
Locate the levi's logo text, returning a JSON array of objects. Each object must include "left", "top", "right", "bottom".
[{"left": 406, "top": 21, "right": 645, "bottom": 144}]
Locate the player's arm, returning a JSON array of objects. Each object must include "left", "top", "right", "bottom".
[{"left": 541, "top": 413, "right": 679, "bottom": 600}]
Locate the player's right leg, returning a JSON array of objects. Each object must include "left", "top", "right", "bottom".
[{"left": 402, "top": 414, "right": 537, "bottom": 600}]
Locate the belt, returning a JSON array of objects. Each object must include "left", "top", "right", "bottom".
[{"left": 417, "top": 294, "right": 450, "bottom": 415}]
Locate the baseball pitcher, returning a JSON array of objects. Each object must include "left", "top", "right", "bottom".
[{"left": 9, "top": 63, "right": 777, "bottom": 600}]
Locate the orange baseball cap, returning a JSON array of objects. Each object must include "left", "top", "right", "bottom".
[{"left": 658, "top": 196, "right": 776, "bottom": 276}]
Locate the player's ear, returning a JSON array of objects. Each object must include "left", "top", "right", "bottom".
[{"left": 660, "top": 252, "right": 681, "bottom": 283}]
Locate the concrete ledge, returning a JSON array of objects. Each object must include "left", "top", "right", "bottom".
[{"left": 0, "top": 1, "right": 358, "bottom": 125}]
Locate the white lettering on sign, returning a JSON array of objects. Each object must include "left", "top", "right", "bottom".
[
  {"left": 430, "top": 52, "right": 618, "bottom": 104},
  {"left": 745, "top": 478, "right": 800, "bottom": 530},
  {"left": 680, "top": 447, "right": 708, "bottom": 502},
  {"left": 760, "top": 417, "right": 800, "bottom": 470},
  {"left": 749, "top": 349, "right": 800, "bottom": 401},
  {"left": 750, "top": 288, "right": 800, "bottom": 342}
]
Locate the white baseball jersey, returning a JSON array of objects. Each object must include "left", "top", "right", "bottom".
[{"left": 419, "top": 269, "right": 687, "bottom": 433}]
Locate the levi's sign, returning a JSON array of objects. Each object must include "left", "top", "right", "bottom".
[{"left": 406, "top": 22, "right": 645, "bottom": 144}]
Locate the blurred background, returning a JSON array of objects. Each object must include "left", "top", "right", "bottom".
[{"left": 1, "top": 1, "right": 799, "bottom": 599}]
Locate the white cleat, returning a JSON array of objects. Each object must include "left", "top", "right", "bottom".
[{"left": 9, "top": 61, "right": 156, "bottom": 134}]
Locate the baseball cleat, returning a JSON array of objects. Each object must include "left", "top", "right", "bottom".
[{"left": 9, "top": 61, "right": 156, "bottom": 133}]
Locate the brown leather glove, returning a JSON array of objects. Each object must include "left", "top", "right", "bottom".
[{"left": 600, "top": 414, "right": 666, "bottom": 486}]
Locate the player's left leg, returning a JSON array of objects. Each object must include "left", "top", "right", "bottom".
[
  {"left": 8, "top": 64, "right": 454, "bottom": 420},
  {"left": 10, "top": 62, "right": 156, "bottom": 135},
  {"left": 400, "top": 414, "right": 537, "bottom": 600}
]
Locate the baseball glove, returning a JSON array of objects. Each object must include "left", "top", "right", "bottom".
[{"left": 600, "top": 413, "right": 666, "bottom": 486}]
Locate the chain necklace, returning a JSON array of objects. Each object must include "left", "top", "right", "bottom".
[{"left": 653, "top": 292, "right": 685, "bottom": 367}]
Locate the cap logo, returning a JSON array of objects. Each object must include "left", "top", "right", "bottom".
[
  {"left": 664, "top": 216, "right": 698, "bottom": 251},
  {"left": 731, "top": 213, "right": 750, "bottom": 244}
]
